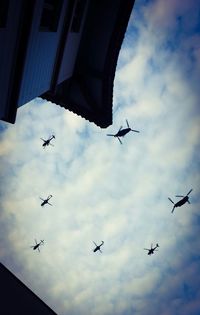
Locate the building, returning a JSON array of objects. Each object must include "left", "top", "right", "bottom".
[
  {"left": 0, "top": 0, "right": 135, "bottom": 128},
  {"left": 0, "top": 263, "right": 57, "bottom": 315}
]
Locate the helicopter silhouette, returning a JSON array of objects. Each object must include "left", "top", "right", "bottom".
[
  {"left": 168, "top": 189, "right": 193, "bottom": 213},
  {"left": 40, "top": 195, "right": 53, "bottom": 207},
  {"left": 40, "top": 135, "right": 55, "bottom": 148},
  {"left": 107, "top": 120, "right": 139, "bottom": 144},
  {"left": 144, "top": 243, "right": 159, "bottom": 255},
  {"left": 93, "top": 241, "right": 104, "bottom": 253},
  {"left": 30, "top": 239, "right": 44, "bottom": 252}
]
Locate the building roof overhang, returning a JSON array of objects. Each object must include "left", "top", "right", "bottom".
[{"left": 42, "top": 0, "right": 135, "bottom": 128}]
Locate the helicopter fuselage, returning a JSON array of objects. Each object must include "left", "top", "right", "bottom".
[
  {"left": 33, "top": 244, "right": 40, "bottom": 250},
  {"left": 175, "top": 196, "right": 189, "bottom": 208},
  {"left": 93, "top": 247, "right": 100, "bottom": 252},
  {"left": 116, "top": 128, "right": 131, "bottom": 137},
  {"left": 43, "top": 140, "right": 50, "bottom": 147},
  {"left": 147, "top": 244, "right": 159, "bottom": 255},
  {"left": 42, "top": 136, "right": 55, "bottom": 147},
  {"left": 31, "top": 240, "right": 44, "bottom": 252},
  {"left": 93, "top": 241, "right": 104, "bottom": 252},
  {"left": 148, "top": 247, "right": 156, "bottom": 255},
  {"left": 41, "top": 195, "right": 52, "bottom": 206}
]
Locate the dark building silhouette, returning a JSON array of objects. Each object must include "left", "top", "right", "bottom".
[
  {"left": 0, "top": 263, "right": 57, "bottom": 315},
  {"left": 0, "top": 0, "right": 135, "bottom": 127}
]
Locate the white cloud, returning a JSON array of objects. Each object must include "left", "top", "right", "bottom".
[{"left": 0, "top": 1, "right": 200, "bottom": 315}]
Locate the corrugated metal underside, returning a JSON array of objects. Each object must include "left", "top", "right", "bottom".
[{"left": 42, "top": 0, "right": 135, "bottom": 128}]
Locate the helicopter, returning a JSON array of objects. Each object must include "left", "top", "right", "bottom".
[
  {"left": 93, "top": 241, "right": 104, "bottom": 253},
  {"left": 168, "top": 189, "right": 193, "bottom": 213},
  {"left": 40, "top": 195, "right": 53, "bottom": 207},
  {"left": 144, "top": 243, "right": 159, "bottom": 255},
  {"left": 30, "top": 239, "right": 44, "bottom": 252},
  {"left": 107, "top": 120, "right": 139, "bottom": 144},
  {"left": 40, "top": 135, "right": 55, "bottom": 148}
]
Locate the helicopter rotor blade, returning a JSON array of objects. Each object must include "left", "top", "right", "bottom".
[
  {"left": 144, "top": 248, "right": 150, "bottom": 250},
  {"left": 126, "top": 120, "right": 130, "bottom": 128},
  {"left": 107, "top": 134, "right": 115, "bottom": 137},
  {"left": 168, "top": 197, "right": 174, "bottom": 204},
  {"left": 34, "top": 239, "right": 37, "bottom": 245},
  {"left": 40, "top": 138, "right": 46, "bottom": 142},
  {"left": 47, "top": 202, "right": 53, "bottom": 206},
  {"left": 187, "top": 200, "right": 191, "bottom": 204},
  {"left": 119, "top": 126, "right": 123, "bottom": 131},
  {"left": 131, "top": 129, "right": 140, "bottom": 133},
  {"left": 117, "top": 137, "right": 122, "bottom": 144},
  {"left": 187, "top": 189, "right": 193, "bottom": 196},
  {"left": 40, "top": 198, "right": 45, "bottom": 201},
  {"left": 171, "top": 206, "right": 175, "bottom": 213},
  {"left": 175, "top": 195, "right": 184, "bottom": 198},
  {"left": 99, "top": 249, "right": 102, "bottom": 253}
]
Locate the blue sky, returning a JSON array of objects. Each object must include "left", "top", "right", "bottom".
[{"left": 0, "top": 0, "right": 200, "bottom": 314}]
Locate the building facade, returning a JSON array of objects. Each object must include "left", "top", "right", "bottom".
[
  {"left": 0, "top": 263, "right": 57, "bottom": 315},
  {"left": 0, "top": 0, "right": 135, "bottom": 127}
]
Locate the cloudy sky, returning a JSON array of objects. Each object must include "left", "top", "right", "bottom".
[{"left": 0, "top": 0, "right": 200, "bottom": 314}]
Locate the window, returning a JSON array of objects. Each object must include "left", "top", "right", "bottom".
[
  {"left": 39, "top": 0, "right": 63, "bottom": 32},
  {"left": 71, "top": 0, "right": 86, "bottom": 33},
  {"left": 0, "top": 0, "right": 9, "bottom": 28}
]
